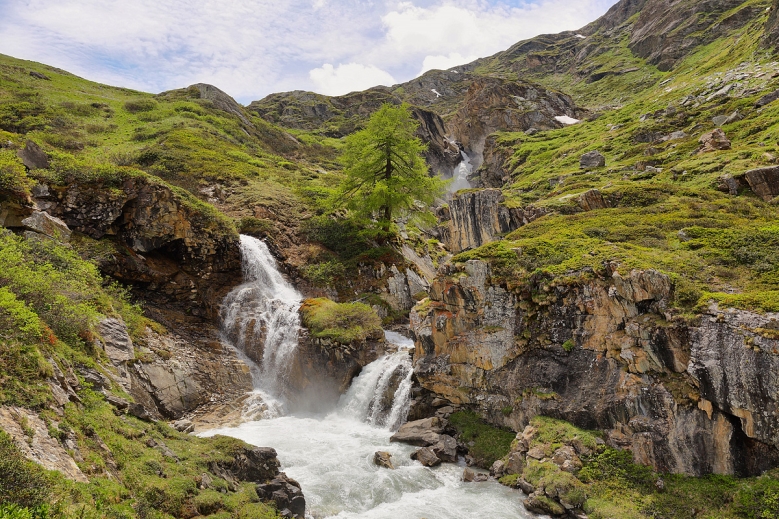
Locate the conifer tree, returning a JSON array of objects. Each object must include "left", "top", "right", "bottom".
[{"left": 334, "top": 103, "right": 447, "bottom": 233}]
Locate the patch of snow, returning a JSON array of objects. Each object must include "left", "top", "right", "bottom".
[
  {"left": 431, "top": 89, "right": 442, "bottom": 98},
  {"left": 555, "top": 115, "right": 580, "bottom": 125},
  {"left": 575, "top": 34, "right": 586, "bottom": 39}
]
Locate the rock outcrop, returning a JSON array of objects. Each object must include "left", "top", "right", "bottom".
[
  {"left": 447, "top": 77, "right": 578, "bottom": 169},
  {"left": 29, "top": 177, "right": 241, "bottom": 317},
  {"left": 437, "top": 189, "right": 546, "bottom": 253},
  {"left": 743, "top": 166, "right": 779, "bottom": 201},
  {"left": 410, "top": 260, "right": 779, "bottom": 476}
]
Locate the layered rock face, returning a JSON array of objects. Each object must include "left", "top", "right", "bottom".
[
  {"left": 31, "top": 178, "right": 241, "bottom": 317},
  {"left": 437, "top": 189, "right": 546, "bottom": 253},
  {"left": 410, "top": 260, "right": 779, "bottom": 476}
]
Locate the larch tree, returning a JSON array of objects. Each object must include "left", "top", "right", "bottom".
[{"left": 334, "top": 103, "right": 447, "bottom": 233}]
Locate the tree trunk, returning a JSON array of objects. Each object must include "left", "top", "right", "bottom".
[{"left": 381, "top": 147, "right": 392, "bottom": 232}]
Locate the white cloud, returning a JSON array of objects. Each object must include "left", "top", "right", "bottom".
[
  {"left": 419, "top": 52, "right": 477, "bottom": 75},
  {"left": 0, "top": 0, "right": 619, "bottom": 103},
  {"left": 309, "top": 63, "right": 396, "bottom": 96}
]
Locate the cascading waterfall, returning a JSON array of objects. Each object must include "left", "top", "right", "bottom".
[
  {"left": 338, "top": 345, "right": 414, "bottom": 431},
  {"left": 449, "top": 149, "right": 472, "bottom": 192},
  {"left": 220, "top": 235, "right": 302, "bottom": 415}
]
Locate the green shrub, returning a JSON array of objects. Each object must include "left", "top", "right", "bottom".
[
  {"left": 0, "top": 150, "right": 32, "bottom": 197},
  {"left": 301, "top": 260, "right": 346, "bottom": 287},
  {"left": 123, "top": 99, "right": 157, "bottom": 113},
  {"left": 299, "top": 298, "right": 382, "bottom": 343},
  {"left": 0, "top": 432, "right": 52, "bottom": 509},
  {"left": 449, "top": 410, "right": 516, "bottom": 467}
]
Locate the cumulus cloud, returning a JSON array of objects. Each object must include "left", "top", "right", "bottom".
[
  {"left": 0, "top": 0, "right": 618, "bottom": 103},
  {"left": 310, "top": 63, "right": 396, "bottom": 96}
]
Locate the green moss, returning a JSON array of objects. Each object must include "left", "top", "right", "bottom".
[
  {"left": 530, "top": 416, "right": 600, "bottom": 451},
  {"left": 449, "top": 410, "right": 516, "bottom": 467},
  {"left": 300, "top": 297, "right": 382, "bottom": 344},
  {"left": 499, "top": 473, "right": 519, "bottom": 487}
]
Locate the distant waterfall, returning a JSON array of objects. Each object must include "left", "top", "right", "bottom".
[
  {"left": 338, "top": 341, "right": 414, "bottom": 431},
  {"left": 449, "top": 150, "right": 472, "bottom": 192},
  {"left": 220, "top": 235, "right": 302, "bottom": 414}
]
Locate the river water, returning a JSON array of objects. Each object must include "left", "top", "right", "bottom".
[{"left": 206, "top": 236, "right": 538, "bottom": 519}]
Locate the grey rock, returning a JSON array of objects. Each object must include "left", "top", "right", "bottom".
[
  {"left": 490, "top": 459, "right": 506, "bottom": 477},
  {"left": 580, "top": 150, "right": 606, "bottom": 169},
  {"left": 506, "top": 451, "right": 525, "bottom": 475},
  {"left": 432, "top": 434, "right": 458, "bottom": 462},
  {"left": 527, "top": 446, "right": 546, "bottom": 460},
  {"left": 374, "top": 451, "right": 394, "bottom": 469},
  {"left": 665, "top": 130, "right": 688, "bottom": 141},
  {"left": 20, "top": 211, "right": 71, "bottom": 242},
  {"left": 757, "top": 88, "right": 779, "bottom": 107},
  {"left": 256, "top": 475, "right": 305, "bottom": 519},
  {"left": 438, "top": 188, "right": 545, "bottom": 253},
  {"left": 518, "top": 477, "right": 536, "bottom": 495},
  {"left": 29, "top": 71, "right": 51, "bottom": 80},
  {"left": 192, "top": 83, "right": 253, "bottom": 127},
  {"left": 390, "top": 417, "right": 443, "bottom": 446},
  {"left": 172, "top": 419, "right": 194, "bottom": 433},
  {"left": 462, "top": 467, "right": 475, "bottom": 481},
  {"left": 17, "top": 140, "right": 49, "bottom": 170},
  {"left": 128, "top": 403, "right": 154, "bottom": 421},
  {"left": 411, "top": 447, "right": 441, "bottom": 467},
  {"left": 98, "top": 318, "right": 135, "bottom": 365},
  {"left": 199, "top": 472, "right": 213, "bottom": 490}
]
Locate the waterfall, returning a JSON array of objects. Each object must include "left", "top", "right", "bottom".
[
  {"left": 338, "top": 332, "right": 415, "bottom": 431},
  {"left": 449, "top": 150, "right": 472, "bottom": 192},
  {"left": 220, "top": 235, "right": 302, "bottom": 415}
]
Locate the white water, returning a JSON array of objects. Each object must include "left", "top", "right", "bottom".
[
  {"left": 449, "top": 150, "right": 472, "bottom": 193},
  {"left": 220, "top": 235, "right": 303, "bottom": 414},
  {"left": 203, "top": 331, "right": 536, "bottom": 519}
]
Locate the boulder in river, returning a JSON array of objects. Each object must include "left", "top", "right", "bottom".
[
  {"left": 389, "top": 417, "right": 443, "bottom": 446},
  {"left": 411, "top": 447, "right": 441, "bottom": 467},
  {"left": 374, "top": 451, "right": 395, "bottom": 469}
]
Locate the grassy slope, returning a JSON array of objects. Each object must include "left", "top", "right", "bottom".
[{"left": 457, "top": 3, "right": 779, "bottom": 312}]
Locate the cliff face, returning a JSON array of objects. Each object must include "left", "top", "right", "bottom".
[
  {"left": 410, "top": 261, "right": 779, "bottom": 476},
  {"left": 436, "top": 189, "right": 546, "bottom": 253},
  {"left": 31, "top": 178, "right": 241, "bottom": 318}
]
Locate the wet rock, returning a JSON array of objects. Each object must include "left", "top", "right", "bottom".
[
  {"left": 17, "top": 140, "right": 49, "bottom": 170},
  {"left": 374, "top": 451, "right": 395, "bottom": 469},
  {"left": 390, "top": 417, "right": 443, "bottom": 446},
  {"left": 20, "top": 211, "right": 71, "bottom": 242},
  {"left": 698, "top": 128, "right": 731, "bottom": 153},
  {"left": 580, "top": 150, "right": 606, "bottom": 169},
  {"left": 518, "top": 477, "right": 536, "bottom": 495},
  {"left": 743, "top": 166, "right": 779, "bottom": 201},
  {"left": 411, "top": 447, "right": 441, "bottom": 467},
  {"left": 577, "top": 189, "right": 610, "bottom": 211},
  {"left": 462, "top": 467, "right": 475, "bottom": 481}
]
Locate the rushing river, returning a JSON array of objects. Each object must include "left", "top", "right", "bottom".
[{"left": 206, "top": 236, "right": 539, "bottom": 519}]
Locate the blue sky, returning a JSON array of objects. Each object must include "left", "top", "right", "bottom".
[{"left": 0, "top": 0, "right": 618, "bottom": 104}]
